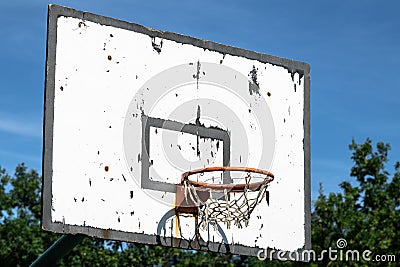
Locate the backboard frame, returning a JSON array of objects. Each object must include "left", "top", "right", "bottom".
[{"left": 42, "top": 4, "right": 311, "bottom": 260}]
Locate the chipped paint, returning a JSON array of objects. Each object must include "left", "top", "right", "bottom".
[
  {"left": 151, "top": 37, "right": 163, "bottom": 54},
  {"left": 248, "top": 65, "right": 260, "bottom": 95},
  {"left": 43, "top": 5, "right": 310, "bottom": 260}
]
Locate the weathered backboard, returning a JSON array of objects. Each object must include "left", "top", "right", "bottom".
[{"left": 42, "top": 5, "right": 311, "bottom": 259}]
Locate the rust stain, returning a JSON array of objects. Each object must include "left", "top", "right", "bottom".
[
  {"left": 104, "top": 166, "right": 109, "bottom": 172},
  {"left": 107, "top": 55, "right": 112, "bottom": 61},
  {"left": 174, "top": 215, "right": 180, "bottom": 238},
  {"left": 101, "top": 229, "right": 111, "bottom": 239}
]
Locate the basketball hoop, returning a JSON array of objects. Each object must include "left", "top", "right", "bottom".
[{"left": 176, "top": 166, "right": 274, "bottom": 229}]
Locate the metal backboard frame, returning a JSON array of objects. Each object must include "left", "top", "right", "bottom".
[{"left": 42, "top": 5, "right": 311, "bottom": 260}]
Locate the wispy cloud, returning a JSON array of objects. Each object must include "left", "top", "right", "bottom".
[
  {"left": 0, "top": 149, "right": 42, "bottom": 176},
  {"left": 0, "top": 116, "right": 42, "bottom": 138},
  {"left": 313, "top": 158, "right": 350, "bottom": 172},
  {"left": 0, "top": 149, "right": 41, "bottom": 164},
  {"left": 312, "top": 158, "right": 352, "bottom": 196}
]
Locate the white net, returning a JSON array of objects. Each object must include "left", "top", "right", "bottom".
[{"left": 182, "top": 173, "right": 271, "bottom": 229}]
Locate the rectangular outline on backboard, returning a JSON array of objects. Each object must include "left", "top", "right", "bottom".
[
  {"left": 42, "top": 4, "right": 311, "bottom": 260},
  {"left": 141, "top": 115, "right": 231, "bottom": 192}
]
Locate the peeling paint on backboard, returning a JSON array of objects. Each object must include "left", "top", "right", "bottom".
[{"left": 42, "top": 5, "right": 310, "bottom": 260}]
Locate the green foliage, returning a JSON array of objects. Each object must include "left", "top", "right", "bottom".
[
  {"left": 0, "top": 139, "right": 399, "bottom": 266},
  {"left": 312, "top": 139, "right": 400, "bottom": 266},
  {"left": 0, "top": 164, "right": 59, "bottom": 267}
]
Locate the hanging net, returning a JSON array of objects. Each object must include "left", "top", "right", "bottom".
[{"left": 179, "top": 167, "right": 274, "bottom": 229}]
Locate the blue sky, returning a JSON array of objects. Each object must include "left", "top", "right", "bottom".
[{"left": 0, "top": 0, "right": 399, "bottom": 200}]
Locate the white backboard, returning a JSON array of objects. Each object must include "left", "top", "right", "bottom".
[{"left": 42, "top": 5, "right": 310, "bottom": 259}]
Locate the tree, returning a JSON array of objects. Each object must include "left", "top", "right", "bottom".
[
  {"left": 0, "top": 139, "right": 399, "bottom": 266},
  {"left": 312, "top": 139, "right": 400, "bottom": 266},
  {"left": 0, "top": 164, "right": 241, "bottom": 266},
  {"left": 0, "top": 164, "right": 59, "bottom": 267}
]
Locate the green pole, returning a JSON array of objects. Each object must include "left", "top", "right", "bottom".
[{"left": 30, "top": 234, "right": 85, "bottom": 267}]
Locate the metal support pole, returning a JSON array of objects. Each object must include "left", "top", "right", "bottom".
[{"left": 30, "top": 234, "right": 85, "bottom": 267}]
